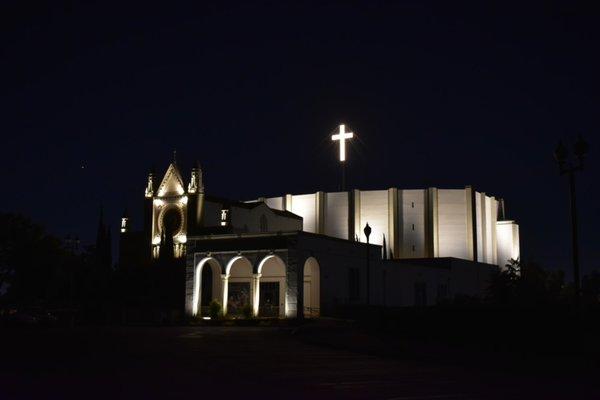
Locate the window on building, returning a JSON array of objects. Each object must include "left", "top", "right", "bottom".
[
  {"left": 411, "top": 202, "right": 414, "bottom": 208},
  {"left": 412, "top": 223, "right": 415, "bottom": 231},
  {"left": 412, "top": 245, "right": 415, "bottom": 252},
  {"left": 220, "top": 209, "right": 229, "bottom": 226},
  {"left": 348, "top": 268, "right": 360, "bottom": 301}
]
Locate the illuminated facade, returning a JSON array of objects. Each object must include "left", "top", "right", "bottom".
[
  {"left": 121, "top": 161, "right": 520, "bottom": 319},
  {"left": 141, "top": 162, "right": 302, "bottom": 260},
  {"left": 251, "top": 187, "right": 520, "bottom": 268}
]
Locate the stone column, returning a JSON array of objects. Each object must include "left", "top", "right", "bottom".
[
  {"left": 252, "top": 273, "right": 262, "bottom": 316},
  {"left": 221, "top": 274, "right": 229, "bottom": 314}
]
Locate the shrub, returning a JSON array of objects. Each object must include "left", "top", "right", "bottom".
[
  {"left": 208, "top": 300, "right": 223, "bottom": 320},
  {"left": 242, "top": 303, "right": 254, "bottom": 319}
]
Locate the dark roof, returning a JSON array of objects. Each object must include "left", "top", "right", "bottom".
[{"left": 204, "top": 194, "right": 302, "bottom": 220}]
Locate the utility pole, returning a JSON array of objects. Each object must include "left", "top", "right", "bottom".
[{"left": 554, "top": 136, "right": 589, "bottom": 304}]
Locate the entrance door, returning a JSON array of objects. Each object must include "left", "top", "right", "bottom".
[
  {"left": 228, "top": 282, "right": 250, "bottom": 316},
  {"left": 259, "top": 282, "right": 280, "bottom": 317}
]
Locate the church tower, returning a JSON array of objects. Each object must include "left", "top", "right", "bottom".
[
  {"left": 186, "top": 162, "right": 204, "bottom": 236},
  {"left": 145, "top": 160, "right": 201, "bottom": 259}
]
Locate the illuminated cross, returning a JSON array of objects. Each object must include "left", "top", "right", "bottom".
[{"left": 331, "top": 124, "right": 354, "bottom": 162}]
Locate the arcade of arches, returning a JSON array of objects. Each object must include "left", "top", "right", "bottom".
[{"left": 192, "top": 254, "right": 320, "bottom": 319}]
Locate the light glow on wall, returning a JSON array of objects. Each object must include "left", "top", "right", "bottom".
[
  {"left": 331, "top": 124, "right": 354, "bottom": 162},
  {"left": 153, "top": 199, "right": 165, "bottom": 206}
]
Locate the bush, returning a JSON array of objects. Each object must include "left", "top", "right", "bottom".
[
  {"left": 242, "top": 303, "right": 254, "bottom": 319},
  {"left": 208, "top": 300, "right": 223, "bottom": 320}
]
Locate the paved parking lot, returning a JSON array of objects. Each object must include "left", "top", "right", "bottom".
[{"left": 0, "top": 326, "right": 597, "bottom": 399}]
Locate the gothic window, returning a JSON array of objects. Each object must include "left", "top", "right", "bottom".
[{"left": 260, "top": 214, "right": 268, "bottom": 232}]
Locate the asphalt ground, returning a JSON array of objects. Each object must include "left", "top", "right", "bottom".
[{"left": 0, "top": 326, "right": 598, "bottom": 399}]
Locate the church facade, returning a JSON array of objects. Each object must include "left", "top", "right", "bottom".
[{"left": 119, "top": 162, "right": 520, "bottom": 319}]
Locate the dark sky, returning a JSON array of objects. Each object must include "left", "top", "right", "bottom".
[{"left": 1, "top": 1, "right": 598, "bottom": 276}]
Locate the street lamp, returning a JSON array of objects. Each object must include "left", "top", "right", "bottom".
[
  {"left": 364, "top": 223, "right": 372, "bottom": 306},
  {"left": 554, "top": 135, "right": 589, "bottom": 303}
]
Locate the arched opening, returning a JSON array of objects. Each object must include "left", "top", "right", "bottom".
[
  {"left": 303, "top": 257, "right": 321, "bottom": 318},
  {"left": 257, "top": 255, "right": 287, "bottom": 318},
  {"left": 192, "top": 258, "right": 223, "bottom": 317},
  {"left": 226, "top": 256, "right": 254, "bottom": 316}
]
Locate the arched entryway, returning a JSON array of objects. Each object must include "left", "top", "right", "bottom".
[
  {"left": 225, "top": 256, "right": 254, "bottom": 316},
  {"left": 303, "top": 257, "right": 320, "bottom": 317},
  {"left": 192, "top": 257, "right": 223, "bottom": 316},
  {"left": 257, "top": 255, "right": 287, "bottom": 318}
]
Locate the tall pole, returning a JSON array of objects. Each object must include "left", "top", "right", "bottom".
[
  {"left": 342, "top": 162, "right": 346, "bottom": 191},
  {"left": 568, "top": 170, "right": 581, "bottom": 301},
  {"left": 554, "top": 136, "right": 589, "bottom": 305},
  {"left": 364, "top": 223, "right": 371, "bottom": 306}
]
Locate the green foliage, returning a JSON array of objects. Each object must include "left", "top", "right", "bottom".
[{"left": 208, "top": 299, "right": 223, "bottom": 320}]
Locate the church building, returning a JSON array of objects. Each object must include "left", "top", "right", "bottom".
[{"left": 120, "top": 159, "right": 520, "bottom": 319}]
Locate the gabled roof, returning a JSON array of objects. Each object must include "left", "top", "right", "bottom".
[{"left": 157, "top": 163, "right": 185, "bottom": 197}]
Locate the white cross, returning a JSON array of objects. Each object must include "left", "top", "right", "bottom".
[{"left": 331, "top": 124, "right": 354, "bottom": 162}]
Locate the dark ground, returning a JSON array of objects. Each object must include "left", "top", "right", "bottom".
[{"left": 1, "top": 323, "right": 598, "bottom": 400}]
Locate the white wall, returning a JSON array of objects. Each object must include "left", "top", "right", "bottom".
[
  {"left": 291, "top": 194, "right": 317, "bottom": 233},
  {"left": 324, "top": 192, "right": 349, "bottom": 240},
  {"left": 359, "top": 190, "right": 388, "bottom": 245},
  {"left": 265, "top": 196, "right": 284, "bottom": 211},
  {"left": 437, "top": 189, "right": 469, "bottom": 259},
  {"left": 496, "top": 220, "right": 520, "bottom": 268},
  {"left": 399, "top": 189, "right": 426, "bottom": 258}
]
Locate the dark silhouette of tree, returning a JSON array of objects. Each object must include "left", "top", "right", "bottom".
[
  {"left": 0, "top": 213, "right": 77, "bottom": 307},
  {"left": 487, "top": 258, "right": 570, "bottom": 306},
  {"left": 582, "top": 271, "right": 600, "bottom": 305}
]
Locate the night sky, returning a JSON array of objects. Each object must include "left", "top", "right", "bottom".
[{"left": 1, "top": 2, "right": 598, "bottom": 276}]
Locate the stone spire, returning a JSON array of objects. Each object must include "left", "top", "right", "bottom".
[
  {"left": 188, "top": 162, "right": 204, "bottom": 194},
  {"left": 145, "top": 171, "right": 155, "bottom": 198}
]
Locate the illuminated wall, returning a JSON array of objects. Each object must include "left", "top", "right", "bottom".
[
  {"left": 496, "top": 220, "right": 520, "bottom": 268},
  {"left": 436, "top": 189, "right": 469, "bottom": 259},
  {"left": 255, "top": 187, "right": 519, "bottom": 267},
  {"left": 399, "top": 189, "right": 427, "bottom": 258},
  {"left": 359, "top": 190, "right": 388, "bottom": 246},
  {"left": 290, "top": 194, "right": 317, "bottom": 234},
  {"left": 324, "top": 192, "right": 349, "bottom": 239}
]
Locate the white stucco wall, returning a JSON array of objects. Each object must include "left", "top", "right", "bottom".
[
  {"left": 324, "top": 192, "right": 349, "bottom": 240},
  {"left": 437, "top": 189, "right": 469, "bottom": 259},
  {"left": 265, "top": 196, "right": 284, "bottom": 211},
  {"left": 291, "top": 194, "right": 317, "bottom": 233},
  {"left": 496, "top": 220, "right": 520, "bottom": 268},
  {"left": 359, "top": 190, "right": 388, "bottom": 245},
  {"left": 399, "top": 189, "right": 426, "bottom": 258}
]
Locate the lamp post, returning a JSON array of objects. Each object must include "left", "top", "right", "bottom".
[
  {"left": 364, "top": 223, "right": 372, "bottom": 306},
  {"left": 553, "top": 135, "right": 589, "bottom": 303}
]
